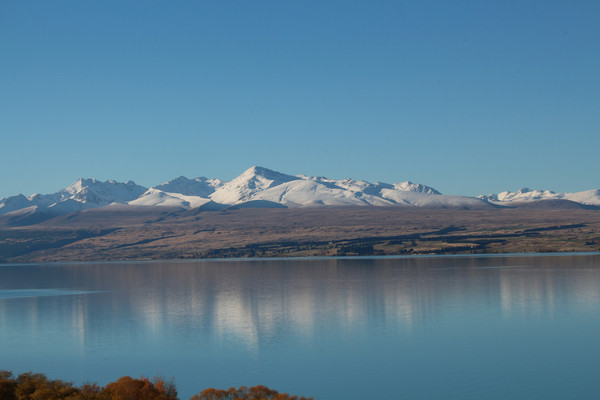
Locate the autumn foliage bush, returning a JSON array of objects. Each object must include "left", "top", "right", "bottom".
[
  {"left": 0, "top": 371, "right": 312, "bottom": 400},
  {"left": 190, "top": 385, "right": 312, "bottom": 400}
]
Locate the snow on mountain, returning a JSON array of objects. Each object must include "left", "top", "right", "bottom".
[
  {"left": 380, "top": 189, "right": 490, "bottom": 208},
  {"left": 249, "top": 179, "right": 395, "bottom": 207},
  {"left": 216, "top": 168, "right": 482, "bottom": 207},
  {"left": 0, "top": 194, "right": 31, "bottom": 215},
  {"left": 300, "top": 175, "right": 391, "bottom": 194},
  {"left": 47, "top": 198, "right": 88, "bottom": 213},
  {"left": 0, "top": 178, "right": 147, "bottom": 216},
  {"left": 479, "top": 188, "right": 600, "bottom": 206},
  {"left": 393, "top": 181, "right": 441, "bottom": 195},
  {"left": 27, "top": 193, "right": 62, "bottom": 207},
  {"left": 208, "top": 167, "right": 486, "bottom": 208},
  {"left": 478, "top": 188, "right": 557, "bottom": 203},
  {"left": 210, "top": 166, "right": 301, "bottom": 204},
  {"left": 129, "top": 188, "right": 213, "bottom": 208},
  {"left": 2, "top": 167, "right": 598, "bottom": 220},
  {"left": 61, "top": 178, "right": 147, "bottom": 205},
  {"left": 564, "top": 189, "right": 600, "bottom": 206}
]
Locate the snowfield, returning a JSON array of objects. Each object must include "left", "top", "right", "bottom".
[{"left": 478, "top": 187, "right": 600, "bottom": 206}]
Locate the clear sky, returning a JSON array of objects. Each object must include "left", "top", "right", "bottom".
[{"left": 1, "top": 0, "right": 598, "bottom": 198}]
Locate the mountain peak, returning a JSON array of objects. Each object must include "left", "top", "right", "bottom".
[
  {"left": 210, "top": 166, "right": 299, "bottom": 204},
  {"left": 61, "top": 178, "right": 147, "bottom": 206},
  {"left": 241, "top": 166, "right": 295, "bottom": 180},
  {"left": 393, "top": 181, "right": 441, "bottom": 195},
  {"left": 64, "top": 178, "right": 98, "bottom": 195},
  {"left": 246, "top": 165, "right": 267, "bottom": 174},
  {"left": 235, "top": 166, "right": 299, "bottom": 185}
]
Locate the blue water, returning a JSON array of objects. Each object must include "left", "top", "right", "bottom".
[{"left": 1, "top": 254, "right": 599, "bottom": 399}]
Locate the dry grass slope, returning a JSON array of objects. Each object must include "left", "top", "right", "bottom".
[{"left": 1, "top": 206, "right": 599, "bottom": 263}]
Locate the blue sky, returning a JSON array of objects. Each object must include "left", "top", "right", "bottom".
[{"left": 1, "top": 0, "right": 598, "bottom": 198}]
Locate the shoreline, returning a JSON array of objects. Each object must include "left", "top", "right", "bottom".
[{"left": 1, "top": 250, "right": 600, "bottom": 267}]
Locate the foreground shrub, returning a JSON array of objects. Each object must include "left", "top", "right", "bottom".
[
  {"left": 0, "top": 371, "right": 310, "bottom": 400},
  {"left": 14, "top": 371, "right": 79, "bottom": 400},
  {"left": 0, "top": 371, "right": 17, "bottom": 400},
  {"left": 190, "top": 385, "right": 313, "bottom": 400},
  {"left": 101, "top": 376, "right": 178, "bottom": 400}
]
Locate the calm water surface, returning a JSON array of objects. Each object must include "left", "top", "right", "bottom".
[{"left": 1, "top": 254, "right": 599, "bottom": 399}]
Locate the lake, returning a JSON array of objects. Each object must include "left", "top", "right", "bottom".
[{"left": 1, "top": 254, "right": 599, "bottom": 399}]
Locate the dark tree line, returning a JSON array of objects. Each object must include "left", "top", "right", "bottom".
[{"left": 0, "top": 371, "right": 312, "bottom": 400}]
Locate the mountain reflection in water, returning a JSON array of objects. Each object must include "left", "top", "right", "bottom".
[{"left": 1, "top": 255, "right": 599, "bottom": 400}]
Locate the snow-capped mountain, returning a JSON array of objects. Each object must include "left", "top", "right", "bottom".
[
  {"left": 0, "top": 194, "right": 31, "bottom": 215},
  {"left": 478, "top": 188, "right": 600, "bottom": 206},
  {"left": 2, "top": 167, "right": 599, "bottom": 220},
  {"left": 129, "top": 188, "right": 215, "bottom": 209},
  {"left": 222, "top": 168, "right": 475, "bottom": 207},
  {"left": 210, "top": 166, "right": 300, "bottom": 204},
  {"left": 61, "top": 178, "right": 147, "bottom": 206},
  {"left": 0, "top": 178, "right": 147, "bottom": 216},
  {"left": 565, "top": 189, "right": 600, "bottom": 206},
  {"left": 393, "top": 181, "right": 440, "bottom": 195}
]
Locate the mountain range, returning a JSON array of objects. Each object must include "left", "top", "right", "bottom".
[{"left": 1, "top": 166, "right": 599, "bottom": 221}]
